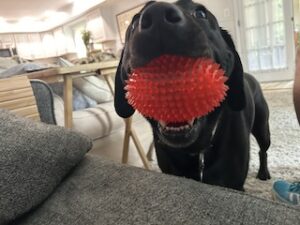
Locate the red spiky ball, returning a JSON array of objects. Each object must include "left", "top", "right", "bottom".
[{"left": 125, "top": 55, "right": 228, "bottom": 122}]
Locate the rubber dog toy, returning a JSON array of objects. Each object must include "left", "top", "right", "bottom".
[{"left": 125, "top": 55, "right": 228, "bottom": 122}]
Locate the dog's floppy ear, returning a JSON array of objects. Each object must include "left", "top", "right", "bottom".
[
  {"left": 114, "top": 50, "right": 135, "bottom": 118},
  {"left": 115, "top": 1, "right": 157, "bottom": 118},
  {"left": 221, "top": 29, "right": 246, "bottom": 111}
]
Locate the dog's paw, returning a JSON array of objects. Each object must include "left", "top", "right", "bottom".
[{"left": 256, "top": 169, "right": 271, "bottom": 180}]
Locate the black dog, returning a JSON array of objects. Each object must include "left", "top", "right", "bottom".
[{"left": 114, "top": 0, "right": 271, "bottom": 191}]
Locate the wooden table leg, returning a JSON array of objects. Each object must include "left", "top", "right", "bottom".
[
  {"left": 122, "top": 117, "right": 132, "bottom": 164},
  {"left": 64, "top": 76, "right": 73, "bottom": 128},
  {"left": 103, "top": 75, "right": 115, "bottom": 95},
  {"left": 131, "top": 128, "right": 150, "bottom": 170},
  {"left": 122, "top": 116, "right": 150, "bottom": 170}
]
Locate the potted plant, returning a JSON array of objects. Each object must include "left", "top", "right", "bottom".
[{"left": 81, "top": 30, "right": 92, "bottom": 56}]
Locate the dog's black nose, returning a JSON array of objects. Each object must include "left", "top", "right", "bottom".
[{"left": 140, "top": 2, "right": 185, "bottom": 31}]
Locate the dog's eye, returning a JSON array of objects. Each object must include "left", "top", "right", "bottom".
[
  {"left": 131, "top": 23, "right": 136, "bottom": 32},
  {"left": 193, "top": 7, "right": 207, "bottom": 19},
  {"left": 131, "top": 14, "right": 140, "bottom": 32}
]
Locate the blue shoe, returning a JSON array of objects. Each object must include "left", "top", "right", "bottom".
[{"left": 272, "top": 180, "right": 300, "bottom": 206}]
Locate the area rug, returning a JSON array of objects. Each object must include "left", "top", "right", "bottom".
[
  {"left": 149, "top": 88, "right": 300, "bottom": 201},
  {"left": 245, "top": 89, "right": 300, "bottom": 200}
]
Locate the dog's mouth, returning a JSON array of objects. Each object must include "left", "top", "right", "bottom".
[
  {"left": 158, "top": 119, "right": 194, "bottom": 134},
  {"left": 156, "top": 118, "right": 201, "bottom": 148}
]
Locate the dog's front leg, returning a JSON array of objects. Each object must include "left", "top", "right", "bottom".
[{"left": 204, "top": 111, "right": 252, "bottom": 191}]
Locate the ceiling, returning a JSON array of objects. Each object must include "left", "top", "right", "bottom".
[
  {"left": 0, "top": 0, "right": 107, "bottom": 32},
  {"left": 0, "top": 0, "right": 72, "bottom": 22}
]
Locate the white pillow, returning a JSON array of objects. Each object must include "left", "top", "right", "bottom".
[
  {"left": 57, "top": 57, "right": 113, "bottom": 104},
  {"left": 73, "top": 76, "right": 113, "bottom": 104}
]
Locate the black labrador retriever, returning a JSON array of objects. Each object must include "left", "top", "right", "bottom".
[{"left": 114, "top": 0, "right": 271, "bottom": 191}]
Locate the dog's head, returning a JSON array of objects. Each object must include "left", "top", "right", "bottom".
[{"left": 115, "top": 0, "right": 245, "bottom": 148}]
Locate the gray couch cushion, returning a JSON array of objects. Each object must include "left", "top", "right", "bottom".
[
  {"left": 0, "top": 110, "right": 92, "bottom": 225},
  {"left": 14, "top": 155, "right": 300, "bottom": 225},
  {"left": 0, "top": 63, "right": 50, "bottom": 78}
]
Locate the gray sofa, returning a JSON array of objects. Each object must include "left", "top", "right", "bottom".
[
  {"left": 0, "top": 81, "right": 299, "bottom": 225},
  {"left": 0, "top": 57, "right": 125, "bottom": 141}
]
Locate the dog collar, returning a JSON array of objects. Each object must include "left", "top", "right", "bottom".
[
  {"left": 198, "top": 144, "right": 212, "bottom": 182},
  {"left": 199, "top": 152, "right": 205, "bottom": 182}
]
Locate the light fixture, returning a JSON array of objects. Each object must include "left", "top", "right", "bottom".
[
  {"left": 0, "top": 17, "right": 6, "bottom": 23},
  {"left": 44, "top": 10, "right": 56, "bottom": 18},
  {"left": 16, "top": 17, "right": 44, "bottom": 32},
  {"left": 0, "top": 17, "right": 9, "bottom": 33},
  {"left": 18, "top": 16, "right": 36, "bottom": 24},
  {"left": 43, "top": 11, "right": 69, "bottom": 27},
  {"left": 0, "top": 0, "right": 106, "bottom": 33}
]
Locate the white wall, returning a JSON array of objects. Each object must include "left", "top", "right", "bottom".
[
  {"left": 195, "top": 0, "right": 237, "bottom": 43},
  {"left": 108, "top": 0, "right": 149, "bottom": 50}
]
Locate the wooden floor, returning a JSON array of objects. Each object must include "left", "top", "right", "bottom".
[{"left": 90, "top": 113, "right": 154, "bottom": 168}]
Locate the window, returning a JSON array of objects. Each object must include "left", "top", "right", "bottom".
[{"left": 243, "top": 0, "right": 286, "bottom": 72}]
